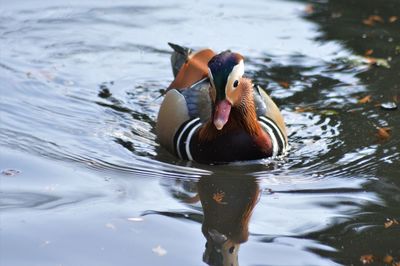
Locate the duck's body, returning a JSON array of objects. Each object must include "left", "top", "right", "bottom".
[{"left": 157, "top": 43, "right": 287, "bottom": 164}]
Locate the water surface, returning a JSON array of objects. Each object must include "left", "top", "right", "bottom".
[{"left": 1, "top": 0, "right": 399, "bottom": 265}]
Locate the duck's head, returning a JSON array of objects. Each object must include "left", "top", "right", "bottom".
[{"left": 208, "top": 51, "right": 245, "bottom": 130}]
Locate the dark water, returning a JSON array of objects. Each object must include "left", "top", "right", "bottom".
[{"left": 1, "top": 0, "right": 399, "bottom": 265}]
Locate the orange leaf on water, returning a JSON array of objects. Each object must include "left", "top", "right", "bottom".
[
  {"left": 384, "top": 218, "right": 399, "bottom": 228},
  {"left": 363, "top": 15, "right": 384, "bottom": 26},
  {"left": 278, "top": 81, "right": 290, "bottom": 89},
  {"left": 212, "top": 191, "right": 227, "bottom": 204},
  {"left": 365, "top": 49, "right": 374, "bottom": 56},
  {"left": 383, "top": 255, "right": 393, "bottom": 264},
  {"left": 376, "top": 127, "right": 391, "bottom": 141},
  {"left": 360, "top": 254, "right": 374, "bottom": 264},
  {"left": 358, "top": 95, "right": 372, "bottom": 104},
  {"left": 295, "top": 106, "right": 314, "bottom": 113}
]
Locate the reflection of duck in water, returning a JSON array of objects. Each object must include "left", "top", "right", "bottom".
[
  {"left": 156, "top": 43, "right": 288, "bottom": 163},
  {"left": 195, "top": 176, "right": 260, "bottom": 266}
]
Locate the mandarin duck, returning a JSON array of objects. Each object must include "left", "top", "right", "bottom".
[{"left": 156, "top": 43, "right": 288, "bottom": 163}]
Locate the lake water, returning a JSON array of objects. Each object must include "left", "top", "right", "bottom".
[{"left": 1, "top": 0, "right": 399, "bottom": 265}]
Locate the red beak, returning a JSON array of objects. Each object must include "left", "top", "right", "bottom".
[{"left": 213, "top": 100, "right": 231, "bottom": 130}]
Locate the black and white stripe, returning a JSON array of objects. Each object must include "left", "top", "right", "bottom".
[
  {"left": 173, "top": 118, "right": 202, "bottom": 160},
  {"left": 258, "top": 116, "right": 287, "bottom": 156}
]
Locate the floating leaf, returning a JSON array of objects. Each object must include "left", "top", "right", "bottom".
[
  {"left": 374, "top": 58, "right": 391, "bottom": 68},
  {"left": 360, "top": 254, "right": 374, "bottom": 264},
  {"left": 383, "top": 255, "right": 394, "bottom": 264},
  {"left": 365, "top": 57, "right": 391, "bottom": 68},
  {"left": 1, "top": 169, "right": 21, "bottom": 176},
  {"left": 365, "top": 49, "right": 374, "bottom": 56},
  {"left": 389, "top": 16, "right": 398, "bottom": 23},
  {"left": 363, "top": 15, "right": 384, "bottom": 26},
  {"left": 278, "top": 81, "right": 290, "bottom": 89},
  {"left": 152, "top": 245, "right": 167, "bottom": 256},
  {"left": 380, "top": 102, "right": 398, "bottom": 110},
  {"left": 213, "top": 191, "right": 227, "bottom": 204},
  {"left": 105, "top": 223, "right": 116, "bottom": 230},
  {"left": 358, "top": 95, "right": 372, "bottom": 104},
  {"left": 376, "top": 127, "right": 391, "bottom": 141},
  {"left": 320, "top": 109, "right": 339, "bottom": 116},
  {"left": 384, "top": 218, "right": 399, "bottom": 228},
  {"left": 295, "top": 106, "right": 314, "bottom": 113}
]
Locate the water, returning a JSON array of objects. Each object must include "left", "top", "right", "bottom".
[{"left": 1, "top": 0, "right": 399, "bottom": 265}]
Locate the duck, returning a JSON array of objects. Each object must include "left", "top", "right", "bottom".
[{"left": 156, "top": 43, "right": 288, "bottom": 164}]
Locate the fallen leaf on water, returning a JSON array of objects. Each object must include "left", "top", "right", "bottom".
[
  {"left": 383, "top": 255, "right": 394, "bottom": 264},
  {"left": 384, "top": 218, "right": 399, "bottom": 228},
  {"left": 152, "top": 245, "right": 167, "bottom": 256},
  {"left": 389, "top": 16, "right": 398, "bottom": 23},
  {"left": 213, "top": 191, "right": 227, "bottom": 204},
  {"left": 365, "top": 49, "right": 374, "bottom": 56},
  {"left": 358, "top": 95, "right": 372, "bottom": 104},
  {"left": 105, "top": 223, "right": 116, "bottom": 230},
  {"left": 363, "top": 15, "right": 384, "bottom": 26},
  {"left": 376, "top": 127, "right": 391, "bottom": 141},
  {"left": 320, "top": 109, "right": 339, "bottom": 116},
  {"left": 127, "top": 217, "right": 144, "bottom": 222},
  {"left": 278, "top": 81, "right": 290, "bottom": 89},
  {"left": 365, "top": 57, "right": 391, "bottom": 68},
  {"left": 1, "top": 169, "right": 21, "bottom": 176},
  {"left": 380, "top": 102, "right": 398, "bottom": 110},
  {"left": 295, "top": 106, "right": 314, "bottom": 113},
  {"left": 360, "top": 254, "right": 374, "bottom": 264}
]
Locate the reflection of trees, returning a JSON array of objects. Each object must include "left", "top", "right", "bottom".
[
  {"left": 297, "top": 0, "right": 400, "bottom": 264},
  {"left": 303, "top": 0, "right": 400, "bottom": 96}
]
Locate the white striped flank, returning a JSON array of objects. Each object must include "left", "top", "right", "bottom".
[
  {"left": 175, "top": 118, "right": 201, "bottom": 159},
  {"left": 259, "top": 120, "right": 279, "bottom": 156},
  {"left": 185, "top": 123, "right": 202, "bottom": 160},
  {"left": 259, "top": 116, "right": 287, "bottom": 156}
]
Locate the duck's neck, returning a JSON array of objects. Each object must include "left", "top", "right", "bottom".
[{"left": 199, "top": 81, "right": 262, "bottom": 142}]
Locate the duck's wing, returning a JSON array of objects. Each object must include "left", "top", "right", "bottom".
[
  {"left": 253, "top": 85, "right": 288, "bottom": 144},
  {"left": 180, "top": 78, "right": 212, "bottom": 122},
  {"left": 167, "top": 44, "right": 215, "bottom": 90},
  {"left": 157, "top": 78, "right": 212, "bottom": 154}
]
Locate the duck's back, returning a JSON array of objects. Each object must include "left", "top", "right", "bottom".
[{"left": 167, "top": 44, "right": 215, "bottom": 90}]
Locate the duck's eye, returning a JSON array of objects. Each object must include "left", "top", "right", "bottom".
[{"left": 233, "top": 80, "right": 239, "bottom": 88}]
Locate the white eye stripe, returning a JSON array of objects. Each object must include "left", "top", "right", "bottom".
[{"left": 226, "top": 60, "right": 244, "bottom": 92}]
